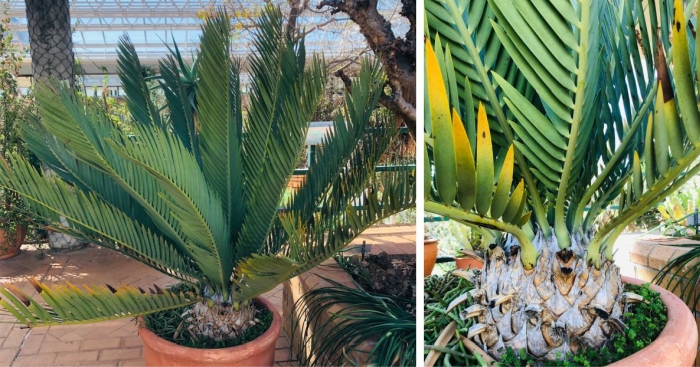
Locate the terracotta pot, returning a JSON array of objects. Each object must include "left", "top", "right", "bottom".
[
  {"left": 424, "top": 238, "right": 439, "bottom": 277},
  {"left": 607, "top": 276, "right": 698, "bottom": 367},
  {"left": 454, "top": 256, "right": 483, "bottom": 270},
  {"left": 139, "top": 296, "right": 282, "bottom": 366},
  {"left": 0, "top": 226, "right": 27, "bottom": 260}
]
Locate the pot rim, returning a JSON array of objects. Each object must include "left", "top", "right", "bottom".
[
  {"left": 454, "top": 254, "right": 483, "bottom": 261},
  {"left": 138, "top": 295, "right": 282, "bottom": 354},
  {"left": 607, "top": 276, "right": 698, "bottom": 367}
]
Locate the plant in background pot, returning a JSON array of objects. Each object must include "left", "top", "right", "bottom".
[
  {"left": 453, "top": 227, "right": 484, "bottom": 270},
  {"left": 425, "top": 0, "right": 698, "bottom": 364},
  {"left": 453, "top": 248, "right": 482, "bottom": 271},
  {"left": 0, "top": 193, "right": 30, "bottom": 260},
  {"left": 293, "top": 281, "right": 416, "bottom": 366},
  {"left": 0, "top": 6, "right": 33, "bottom": 260},
  {"left": 0, "top": 7, "right": 414, "bottom": 366}
]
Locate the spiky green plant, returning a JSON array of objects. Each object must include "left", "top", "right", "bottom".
[
  {"left": 0, "top": 7, "right": 414, "bottom": 343},
  {"left": 292, "top": 280, "right": 416, "bottom": 366},
  {"left": 426, "top": 0, "right": 698, "bottom": 361}
]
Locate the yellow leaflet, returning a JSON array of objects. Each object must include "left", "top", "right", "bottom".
[
  {"left": 426, "top": 39, "right": 457, "bottom": 206},
  {"left": 672, "top": 0, "right": 700, "bottom": 143},
  {"left": 475, "top": 103, "right": 494, "bottom": 216}
]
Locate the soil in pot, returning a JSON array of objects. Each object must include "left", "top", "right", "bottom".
[
  {"left": 143, "top": 301, "right": 274, "bottom": 349},
  {"left": 140, "top": 284, "right": 281, "bottom": 366},
  {"left": 425, "top": 272, "right": 686, "bottom": 367},
  {"left": 0, "top": 226, "right": 26, "bottom": 260},
  {"left": 340, "top": 251, "right": 416, "bottom": 315},
  {"left": 497, "top": 282, "right": 669, "bottom": 367}
]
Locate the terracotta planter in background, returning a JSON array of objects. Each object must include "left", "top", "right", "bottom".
[
  {"left": 0, "top": 226, "right": 27, "bottom": 260},
  {"left": 424, "top": 238, "right": 439, "bottom": 277},
  {"left": 608, "top": 276, "right": 698, "bottom": 367},
  {"left": 139, "top": 296, "right": 282, "bottom": 367},
  {"left": 454, "top": 256, "right": 483, "bottom": 270}
]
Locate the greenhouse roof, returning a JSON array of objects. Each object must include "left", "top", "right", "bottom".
[{"left": 6, "top": 0, "right": 405, "bottom": 80}]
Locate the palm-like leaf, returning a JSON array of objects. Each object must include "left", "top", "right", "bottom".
[
  {"left": 486, "top": 0, "right": 608, "bottom": 247},
  {"left": 234, "top": 169, "right": 415, "bottom": 301},
  {"left": 236, "top": 10, "right": 326, "bottom": 263},
  {"left": 0, "top": 279, "right": 195, "bottom": 326},
  {"left": 117, "top": 35, "right": 163, "bottom": 129},
  {"left": 0, "top": 155, "right": 201, "bottom": 283},
  {"left": 155, "top": 48, "right": 199, "bottom": 156},
  {"left": 427, "top": 0, "right": 700, "bottom": 361},
  {"left": 0, "top": 6, "right": 414, "bottom": 327},
  {"left": 427, "top": 0, "right": 697, "bottom": 253},
  {"left": 425, "top": 0, "right": 548, "bottom": 232},
  {"left": 426, "top": 40, "right": 535, "bottom": 266}
]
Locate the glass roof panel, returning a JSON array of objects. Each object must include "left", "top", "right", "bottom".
[
  {"left": 124, "top": 30, "right": 146, "bottom": 43},
  {"left": 6, "top": 0, "right": 406, "bottom": 86},
  {"left": 80, "top": 31, "right": 103, "bottom": 44}
]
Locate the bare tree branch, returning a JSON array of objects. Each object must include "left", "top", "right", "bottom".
[
  {"left": 318, "top": 0, "right": 416, "bottom": 138},
  {"left": 335, "top": 68, "right": 415, "bottom": 125},
  {"left": 300, "top": 17, "right": 348, "bottom": 37},
  {"left": 286, "top": 0, "right": 310, "bottom": 38},
  {"left": 326, "top": 47, "right": 370, "bottom": 71}
]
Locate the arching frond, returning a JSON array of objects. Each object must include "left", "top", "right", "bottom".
[
  {"left": 425, "top": 39, "right": 535, "bottom": 267},
  {"left": 235, "top": 7, "right": 327, "bottom": 263},
  {"left": 233, "top": 169, "right": 415, "bottom": 301},
  {"left": 0, "top": 279, "right": 195, "bottom": 327}
]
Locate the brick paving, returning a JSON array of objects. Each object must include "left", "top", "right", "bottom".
[
  {"left": 0, "top": 223, "right": 415, "bottom": 366},
  {"left": 0, "top": 245, "right": 292, "bottom": 367},
  {"left": 347, "top": 224, "right": 416, "bottom": 256}
]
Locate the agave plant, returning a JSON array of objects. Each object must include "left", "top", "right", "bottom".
[
  {"left": 426, "top": 0, "right": 699, "bottom": 360},
  {"left": 0, "top": 7, "right": 414, "bottom": 342}
]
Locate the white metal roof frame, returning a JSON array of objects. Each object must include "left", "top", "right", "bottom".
[{"left": 6, "top": 0, "right": 406, "bottom": 83}]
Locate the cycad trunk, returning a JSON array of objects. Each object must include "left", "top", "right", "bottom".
[
  {"left": 183, "top": 300, "right": 258, "bottom": 341},
  {"left": 24, "top": 0, "right": 74, "bottom": 85},
  {"left": 465, "top": 232, "right": 636, "bottom": 361}
]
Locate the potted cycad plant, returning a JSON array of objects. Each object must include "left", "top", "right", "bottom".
[
  {"left": 0, "top": 7, "right": 414, "bottom": 366},
  {"left": 453, "top": 247, "right": 482, "bottom": 271},
  {"left": 426, "top": 0, "right": 697, "bottom": 365}
]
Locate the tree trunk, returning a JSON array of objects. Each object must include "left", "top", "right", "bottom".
[
  {"left": 318, "top": 0, "right": 416, "bottom": 139},
  {"left": 462, "top": 232, "right": 637, "bottom": 361},
  {"left": 24, "top": 0, "right": 74, "bottom": 84},
  {"left": 25, "top": 0, "right": 84, "bottom": 250},
  {"left": 285, "top": 0, "right": 310, "bottom": 39}
]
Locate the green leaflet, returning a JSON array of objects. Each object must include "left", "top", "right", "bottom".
[
  {"left": 453, "top": 110, "right": 477, "bottom": 211},
  {"left": 491, "top": 146, "right": 514, "bottom": 219}
]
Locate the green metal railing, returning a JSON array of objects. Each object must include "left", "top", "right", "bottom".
[{"left": 294, "top": 125, "right": 413, "bottom": 175}]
